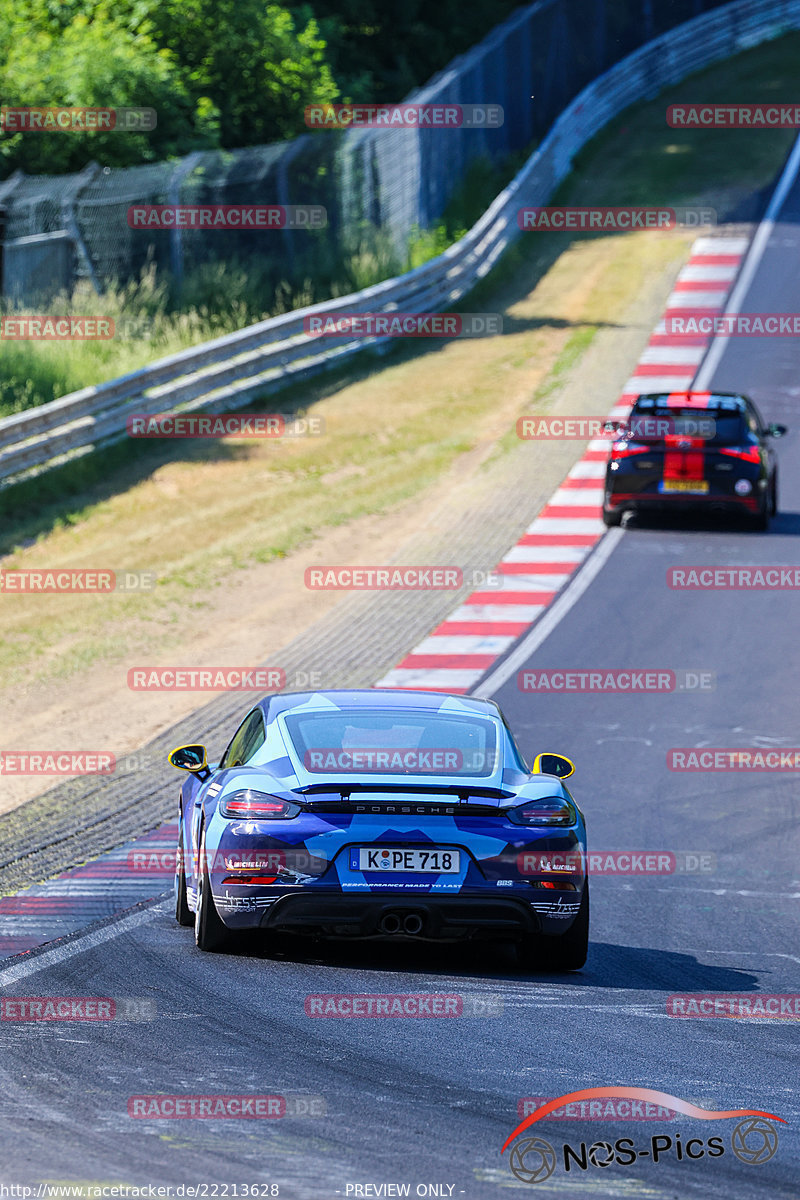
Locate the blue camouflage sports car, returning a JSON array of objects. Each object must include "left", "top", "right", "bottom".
[{"left": 169, "top": 689, "right": 589, "bottom": 968}]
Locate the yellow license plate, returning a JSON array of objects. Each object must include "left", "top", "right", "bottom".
[{"left": 660, "top": 479, "right": 709, "bottom": 494}]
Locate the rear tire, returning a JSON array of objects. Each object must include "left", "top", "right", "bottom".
[
  {"left": 751, "top": 495, "right": 770, "bottom": 532},
  {"left": 602, "top": 507, "right": 623, "bottom": 527},
  {"left": 517, "top": 884, "right": 589, "bottom": 972},
  {"left": 174, "top": 810, "right": 193, "bottom": 927},
  {"left": 195, "top": 827, "right": 231, "bottom": 952}
]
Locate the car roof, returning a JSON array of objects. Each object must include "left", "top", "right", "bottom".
[
  {"left": 633, "top": 391, "right": 748, "bottom": 411},
  {"left": 261, "top": 688, "right": 500, "bottom": 720}
]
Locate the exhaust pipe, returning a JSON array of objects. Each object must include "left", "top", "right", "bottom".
[
  {"left": 380, "top": 912, "right": 402, "bottom": 934},
  {"left": 403, "top": 913, "right": 423, "bottom": 935}
]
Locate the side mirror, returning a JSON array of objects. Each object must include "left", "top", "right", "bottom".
[
  {"left": 767, "top": 423, "right": 787, "bottom": 438},
  {"left": 531, "top": 752, "right": 575, "bottom": 779},
  {"left": 168, "top": 744, "right": 210, "bottom": 778},
  {"left": 603, "top": 420, "right": 622, "bottom": 434}
]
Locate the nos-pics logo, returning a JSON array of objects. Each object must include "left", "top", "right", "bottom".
[{"left": 502, "top": 1088, "right": 782, "bottom": 1183}]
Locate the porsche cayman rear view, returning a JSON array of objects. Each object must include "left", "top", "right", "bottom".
[
  {"left": 603, "top": 391, "right": 786, "bottom": 528},
  {"left": 169, "top": 689, "right": 589, "bottom": 970}
]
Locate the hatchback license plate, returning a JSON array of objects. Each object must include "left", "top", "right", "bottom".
[
  {"left": 660, "top": 479, "right": 709, "bottom": 494},
  {"left": 351, "top": 847, "right": 460, "bottom": 873}
]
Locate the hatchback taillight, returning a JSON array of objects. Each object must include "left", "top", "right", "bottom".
[
  {"left": 611, "top": 440, "right": 652, "bottom": 460},
  {"left": 718, "top": 445, "right": 761, "bottom": 464}
]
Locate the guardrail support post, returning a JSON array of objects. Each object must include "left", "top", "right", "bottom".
[
  {"left": 0, "top": 171, "right": 26, "bottom": 300},
  {"left": 167, "top": 152, "right": 206, "bottom": 296},
  {"left": 63, "top": 162, "right": 103, "bottom": 295},
  {"left": 277, "top": 134, "right": 312, "bottom": 273}
]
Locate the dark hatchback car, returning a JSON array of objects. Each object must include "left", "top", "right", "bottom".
[{"left": 602, "top": 391, "right": 786, "bottom": 529}]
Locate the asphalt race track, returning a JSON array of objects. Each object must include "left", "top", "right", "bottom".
[{"left": 2, "top": 148, "right": 800, "bottom": 1200}]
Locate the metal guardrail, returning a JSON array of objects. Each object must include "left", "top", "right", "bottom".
[
  {"left": 0, "top": 1, "right": 736, "bottom": 308},
  {"left": 2, "top": 0, "right": 798, "bottom": 486}
]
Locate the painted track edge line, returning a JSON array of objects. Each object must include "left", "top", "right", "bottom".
[
  {"left": 693, "top": 131, "right": 800, "bottom": 389},
  {"left": 0, "top": 894, "right": 170, "bottom": 984},
  {"left": 471, "top": 527, "right": 625, "bottom": 698}
]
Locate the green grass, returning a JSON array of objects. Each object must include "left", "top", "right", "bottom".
[
  {"left": 557, "top": 32, "right": 800, "bottom": 206},
  {"left": 491, "top": 324, "right": 602, "bottom": 462},
  {"left": 538, "top": 325, "right": 598, "bottom": 399}
]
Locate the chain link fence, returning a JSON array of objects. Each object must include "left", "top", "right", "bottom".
[{"left": 0, "top": 0, "right": 755, "bottom": 304}]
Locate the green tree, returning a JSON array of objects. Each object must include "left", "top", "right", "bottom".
[
  {"left": 0, "top": 0, "right": 339, "bottom": 174},
  {"left": 137, "top": 0, "right": 339, "bottom": 145},
  {"left": 290, "top": 0, "right": 520, "bottom": 102},
  {"left": 0, "top": 6, "right": 218, "bottom": 173}
]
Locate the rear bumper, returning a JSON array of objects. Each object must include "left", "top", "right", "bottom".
[
  {"left": 258, "top": 892, "right": 544, "bottom": 940},
  {"left": 604, "top": 491, "right": 758, "bottom": 516}
]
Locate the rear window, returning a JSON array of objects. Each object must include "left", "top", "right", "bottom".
[
  {"left": 282, "top": 709, "right": 500, "bottom": 777},
  {"left": 627, "top": 402, "right": 748, "bottom": 445}
]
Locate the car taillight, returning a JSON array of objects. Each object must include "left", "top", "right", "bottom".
[
  {"left": 218, "top": 790, "right": 301, "bottom": 819},
  {"left": 611, "top": 440, "right": 652, "bottom": 460},
  {"left": 506, "top": 796, "right": 577, "bottom": 826},
  {"left": 718, "top": 445, "right": 762, "bottom": 464}
]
